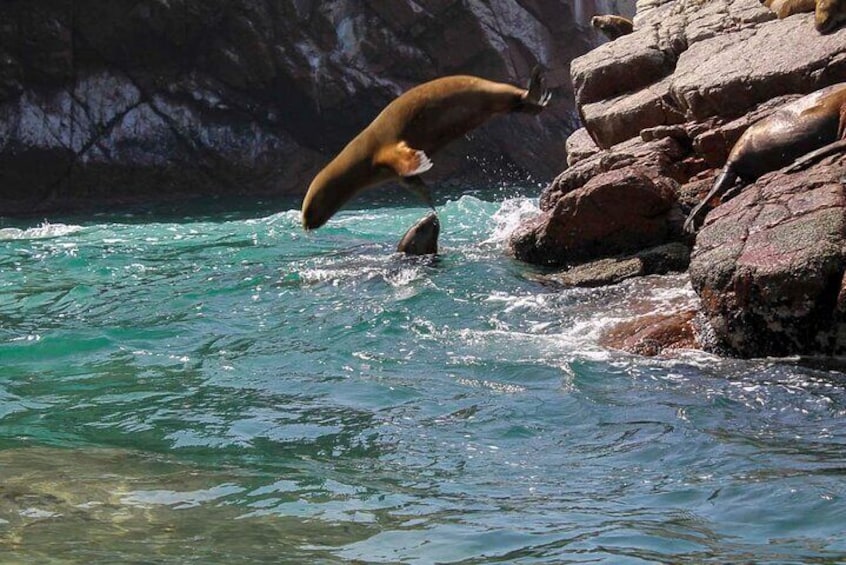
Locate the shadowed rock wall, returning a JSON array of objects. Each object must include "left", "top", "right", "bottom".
[{"left": 0, "top": 0, "right": 595, "bottom": 214}]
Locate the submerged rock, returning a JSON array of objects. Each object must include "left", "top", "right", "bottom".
[{"left": 599, "top": 309, "right": 699, "bottom": 356}]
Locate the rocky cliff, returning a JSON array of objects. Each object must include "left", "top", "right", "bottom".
[
  {"left": 510, "top": 0, "right": 846, "bottom": 357},
  {"left": 0, "top": 0, "right": 595, "bottom": 214}
]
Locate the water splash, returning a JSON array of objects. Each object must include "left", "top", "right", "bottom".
[{"left": 0, "top": 221, "right": 83, "bottom": 240}]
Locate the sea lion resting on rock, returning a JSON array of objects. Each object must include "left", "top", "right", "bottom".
[
  {"left": 684, "top": 82, "right": 846, "bottom": 233},
  {"left": 590, "top": 15, "right": 634, "bottom": 41},
  {"left": 396, "top": 212, "right": 440, "bottom": 256},
  {"left": 301, "top": 69, "right": 551, "bottom": 230},
  {"left": 761, "top": 0, "right": 846, "bottom": 33}
]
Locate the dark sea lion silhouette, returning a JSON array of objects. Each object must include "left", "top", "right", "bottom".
[{"left": 396, "top": 212, "right": 440, "bottom": 256}]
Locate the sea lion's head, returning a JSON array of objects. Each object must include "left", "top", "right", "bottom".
[
  {"left": 301, "top": 163, "right": 359, "bottom": 231},
  {"left": 396, "top": 212, "right": 440, "bottom": 255},
  {"left": 816, "top": 0, "right": 846, "bottom": 33},
  {"left": 590, "top": 14, "right": 633, "bottom": 40}
]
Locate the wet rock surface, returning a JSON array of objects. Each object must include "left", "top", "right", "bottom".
[{"left": 689, "top": 153, "right": 846, "bottom": 356}]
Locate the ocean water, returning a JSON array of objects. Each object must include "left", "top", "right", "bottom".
[{"left": 1, "top": 190, "right": 845, "bottom": 564}]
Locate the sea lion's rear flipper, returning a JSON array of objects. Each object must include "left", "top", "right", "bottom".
[
  {"left": 684, "top": 166, "right": 738, "bottom": 234},
  {"left": 520, "top": 66, "right": 552, "bottom": 114},
  {"left": 401, "top": 176, "right": 436, "bottom": 211},
  {"left": 376, "top": 141, "right": 433, "bottom": 177}
]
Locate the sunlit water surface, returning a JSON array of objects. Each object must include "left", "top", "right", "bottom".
[{"left": 1, "top": 191, "right": 845, "bottom": 564}]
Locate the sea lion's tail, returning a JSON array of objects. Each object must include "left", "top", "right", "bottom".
[{"left": 520, "top": 66, "right": 551, "bottom": 114}]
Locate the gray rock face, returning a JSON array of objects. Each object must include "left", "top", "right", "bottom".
[
  {"left": 0, "top": 0, "right": 593, "bottom": 214},
  {"left": 573, "top": 0, "right": 846, "bottom": 148}
]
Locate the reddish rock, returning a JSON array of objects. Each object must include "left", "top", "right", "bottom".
[
  {"left": 509, "top": 166, "right": 679, "bottom": 266},
  {"left": 565, "top": 127, "right": 600, "bottom": 167},
  {"left": 511, "top": 0, "right": 845, "bottom": 358},
  {"left": 689, "top": 153, "right": 846, "bottom": 356},
  {"left": 600, "top": 309, "right": 700, "bottom": 356}
]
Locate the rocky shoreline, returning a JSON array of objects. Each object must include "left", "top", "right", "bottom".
[{"left": 511, "top": 0, "right": 845, "bottom": 358}]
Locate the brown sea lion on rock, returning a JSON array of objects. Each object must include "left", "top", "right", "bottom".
[
  {"left": 816, "top": 0, "right": 846, "bottom": 32},
  {"left": 396, "top": 212, "right": 440, "bottom": 256},
  {"left": 761, "top": 0, "right": 846, "bottom": 33},
  {"left": 301, "top": 69, "right": 551, "bottom": 231},
  {"left": 684, "top": 82, "right": 846, "bottom": 233},
  {"left": 590, "top": 15, "right": 634, "bottom": 41}
]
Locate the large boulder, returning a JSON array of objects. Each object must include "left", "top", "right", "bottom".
[
  {"left": 509, "top": 134, "right": 696, "bottom": 266},
  {"left": 510, "top": 165, "right": 679, "bottom": 266},
  {"left": 688, "top": 153, "right": 846, "bottom": 356},
  {"left": 0, "top": 0, "right": 593, "bottom": 214},
  {"left": 572, "top": 0, "right": 846, "bottom": 148}
]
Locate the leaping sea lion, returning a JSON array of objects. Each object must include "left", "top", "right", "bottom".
[
  {"left": 590, "top": 14, "right": 634, "bottom": 41},
  {"left": 684, "top": 82, "right": 846, "bottom": 233},
  {"left": 396, "top": 212, "right": 440, "bottom": 256},
  {"left": 301, "top": 69, "right": 551, "bottom": 230}
]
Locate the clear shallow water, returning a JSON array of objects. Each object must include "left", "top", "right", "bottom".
[{"left": 1, "top": 191, "right": 845, "bottom": 564}]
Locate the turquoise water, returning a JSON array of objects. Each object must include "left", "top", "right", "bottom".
[{"left": 1, "top": 190, "right": 845, "bottom": 564}]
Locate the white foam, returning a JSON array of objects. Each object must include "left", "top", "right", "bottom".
[
  {"left": 0, "top": 221, "right": 83, "bottom": 241},
  {"left": 483, "top": 197, "right": 541, "bottom": 245}
]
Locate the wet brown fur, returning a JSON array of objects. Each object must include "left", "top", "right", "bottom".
[
  {"left": 761, "top": 0, "right": 846, "bottom": 32},
  {"left": 396, "top": 212, "right": 440, "bottom": 255},
  {"left": 301, "top": 74, "right": 547, "bottom": 230},
  {"left": 685, "top": 82, "right": 846, "bottom": 232}
]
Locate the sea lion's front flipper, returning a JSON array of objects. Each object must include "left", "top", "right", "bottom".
[
  {"left": 376, "top": 141, "right": 434, "bottom": 177},
  {"left": 784, "top": 139, "right": 846, "bottom": 173},
  {"left": 684, "top": 165, "right": 738, "bottom": 234},
  {"left": 401, "top": 175, "right": 436, "bottom": 211}
]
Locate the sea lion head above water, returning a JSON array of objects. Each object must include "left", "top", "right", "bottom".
[
  {"left": 301, "top": 69, "right": 551, "bottom": 231},
  {"left": 396, "top": 212, "right": 440, "bottom": 256}
]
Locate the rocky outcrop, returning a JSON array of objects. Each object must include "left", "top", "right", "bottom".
[
  {"left": 0, "top": 0, "right": 593, "bottom": 214},
  {"left": 530, "top": 242, "right": 690, "bottom": 287},
  {"left": 689, "top": 153, "right": 846, "bottom": 356},
  {"left": 573, "top": 0, "right": 846, "bottom": 149},
  {"left": 510, "top": 0, "right": 846, "bottom": 357}
]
